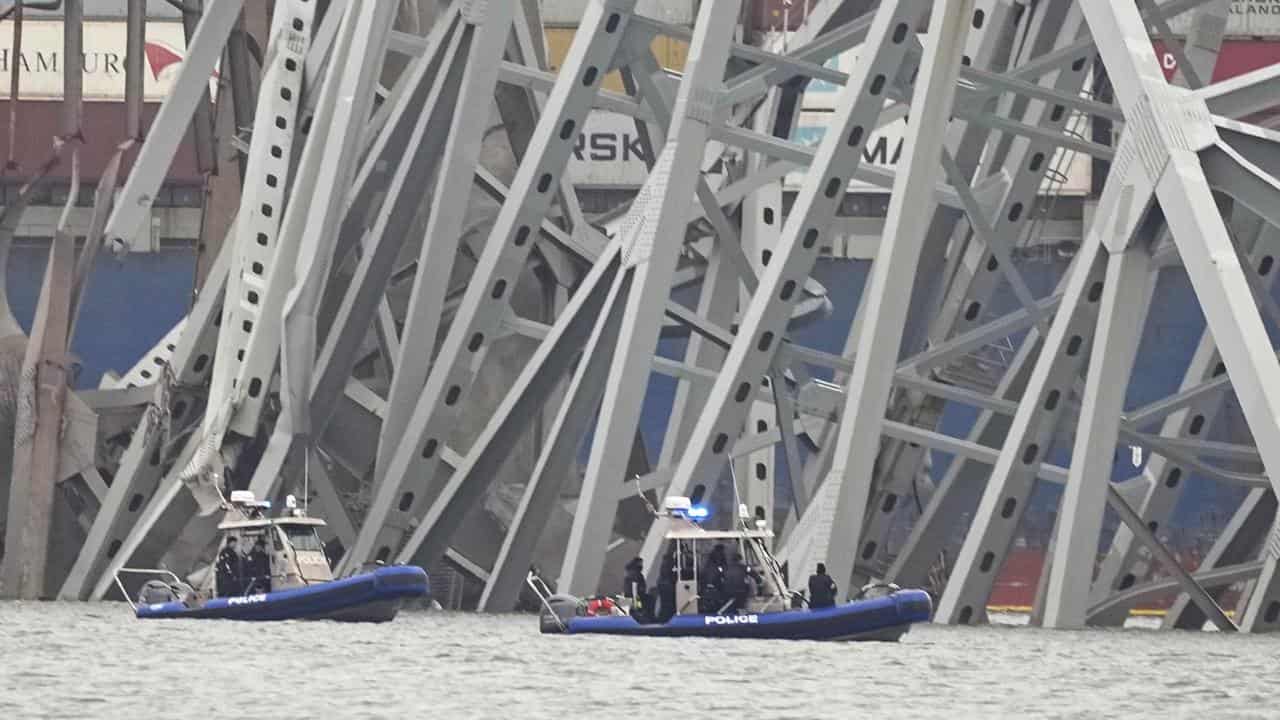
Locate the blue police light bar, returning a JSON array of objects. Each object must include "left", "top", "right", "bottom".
[{"left": 687, "top": 505, "right": 709, "bottom": 519}]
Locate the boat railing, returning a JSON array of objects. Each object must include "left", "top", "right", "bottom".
[
  {"left": 525, "top": 571, "right": 567, "bottom": 632},
  {"left": 112, "top": 567, "right": 186, "bottom": 610},
  {"left": 745, "top": 534, "right": 802, "bottom": 608}
]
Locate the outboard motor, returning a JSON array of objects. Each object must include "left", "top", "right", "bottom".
[
  {"left": 539, "top": 594, "right": 582, "bottom": 634},
  {"left": 138, "top": 580, "right": 180, "bottom": 605}
]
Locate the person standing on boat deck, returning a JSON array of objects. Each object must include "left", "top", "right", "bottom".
[
  {"left": 622, "top": 557, "right": 649, "bottom": 621},
  {"left": 216, "top": 536, "right": 243, "bottom": 597},
  {"left": 245, "top": 536, "right": 271, "bottom": 594},
  {"left": 808, "top": 563, "right": 837, "bottom": 609},
  {"left": 656, "top": 547, "right": 677, "bottom": 622},
  {"left": 746, "top": 563, "right": 766, "bottom": 597},
  {"left": 701, "top": 544, "right": 727, "bottom": 613},
  {"left": 722, "top": 553, "right": 751, "bottom": 614}
]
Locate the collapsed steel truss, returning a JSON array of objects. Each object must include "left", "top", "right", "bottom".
[{"left": 6, "top": 0, "right": 1280, "bottom": 631}]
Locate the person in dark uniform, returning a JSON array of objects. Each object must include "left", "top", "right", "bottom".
[
  {"left": 216, "top": 536, "right": 243, "bottom": 597},
  {"left": 722, "top": 552, "right": 751, "bottom": 614},
  {"left": 244, "top": 536, "right": 271, "bottom": 594},
  {"left": 808, "top": 562, "right": 837, "bottom": 608},
  {"left": 746, "top": 563, "right": 766, "bottom": 597},
  {"left": 622, "top": 556, "right": 649, "bottom": 621},
  {"left": 700, "top": 543, "right": 727, "bottom": 613},
  {"left": 656, "top": 547, "right": 678, "bottom": 622}
]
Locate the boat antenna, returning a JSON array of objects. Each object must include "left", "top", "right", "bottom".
[
  {"left": 632, "top": 474, "right": 660, "bottom": 517},
  {"left": 728, "top": 461, "right": 746, "bottom": 531},
  {"left": 303, "top": 442, "right": 310, "bottom": 515}
]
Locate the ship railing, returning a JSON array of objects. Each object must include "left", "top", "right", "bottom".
[{"left": 113, "top": 567, "right": 186, "bottom": 610}]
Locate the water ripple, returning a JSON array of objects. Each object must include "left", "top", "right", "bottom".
[{"left": 2, "top": 602, "right": 1278, "bottom": 718}]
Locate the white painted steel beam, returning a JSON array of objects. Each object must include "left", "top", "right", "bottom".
[
  {"left": 637, "top": 0, "right": 931, "bottom": 572},
  {"left": 341, "top": 0, "right": 642, "bottom": 572},
  {"left": 559, "top": 0, "right": 746, "bottom": 596},
  {"left": 62, "top": 0, "right": 1280, "bottom": 638},
  {"left": 1078, "top": 0, "right": 1280, "bottom": 633},
  {"left": 372, "top": 1, "right": 518, "bottom": 495},
  {"left": 1042, "top": 243, "right": 1153, "bottom": 629},
  {"left": 812, "top": 0, "right": 976, "bottom": 601},
  {"left": 477, "top": 258, "right": 628, "bottom": 611},
  {"left": 58, "top": 246, "right": 229, "bottom": 599},
  {"left": 934, "top": 211, "right": 1116, "bottom": 624},
  {"left": 180, "top": 1, "right": 314, "bottom": 506},
  {"left": 104, "top": 0, "right": 245, "bottom": 251}
]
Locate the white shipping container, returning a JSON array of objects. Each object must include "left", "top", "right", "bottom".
[
  {"left": 0, "top": 19, "right": 209, "bottom": 101},
  {"left": 1164, "top": 1, "right": 1280, "bottom": 37},
  {"left": 568, "top": 110, "right": 734, "bottom": 187},
  {"left": 567, "top": 112, "right": 653, "bottom": 187},
  {"left": 787, "top": 110, "right": 905, "bottom": 192},
  {"left": 538, "top": 0, "right": 694, "bottom": 27},
  {"left": 785, "top": 110, "right": 1091, "bottom": 196}
]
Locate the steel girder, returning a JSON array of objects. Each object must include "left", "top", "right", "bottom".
[
  {"left": 797, "top": 0, "right": 1085, "bottom": 591},
  {"left": 637, "top": 0, "right": 934, "bottom": 571},
  {"left": 555, "top": 0, "right": 748, "bottom": 597},
  {"left": 230, "top": 3, "right": 466, "bottom": 512},
  {"left": 933, "top": 187, "right": 1133, "bottom": 624},
  {"left": 802, "top": 0, "right": 978, "bottom": 601},
  {"left": 1041, "top": 240, "right": 1155, "bottom": 628},
  {"left": 829, "top": 0, "right": 1042, "bottom": 589},
  {"left": 1089, "top": 221, "right": 1280, "bottom": 625},
  {"left": 340, "top": 0, "right": 644, "bottom": 572},
  {"left": 371, "top": 0, "right": 520, "bottom": 499},
  {"left": 44, "top": 0, "right": 1280, "bottom": 636},
  {"left": 58, "top": 246, "right": 229, "bottom": 599},
  {"left": 1062, "top": 0, "right": 1280, "bottom": 632},
  {"left": 103, "top": 0, "right": 246, "bottom": 252}
]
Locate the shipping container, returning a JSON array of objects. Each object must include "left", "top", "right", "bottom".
[
  {"left": 1151, "top": 38, "right": 1280, "bottom": 82},
  {"left": 786, "top": 110, "right": 1092, "bottom": 196},
  {"left": 0, "top": 19, "right": 208, "bottom": 102},
  {"left": 8, "top": 246, "right": 195, "bottom": 389},
  {"left": 0, "top": 101, "right": 201, "bottom": 182},
  {"left": 566, "top": 111, "right": 652, "bottom": 187},
  {"left": 1163, "top": 1, "right": 1280, "bottom": 38},
  {"left": 544, "top": 27, "right": 688, "bottom": 93},
  {"left": 539, "top": 0, "right": 694, "bottom": 27}
]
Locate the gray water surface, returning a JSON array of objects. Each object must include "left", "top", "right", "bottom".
[{"left": 1, "top": 603, "right": 1276, "bottom": 719}]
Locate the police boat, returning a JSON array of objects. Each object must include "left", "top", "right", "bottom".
[
  {"left": 531, "top": 496, "right": 931, "bottom": 641},
  {"left": 115, "top": 490, "right": 429, "bottom": 622}
]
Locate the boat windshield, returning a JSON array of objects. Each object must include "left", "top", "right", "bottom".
[{"left": 285, "top": 526, "right": 325, "bottom": 552}]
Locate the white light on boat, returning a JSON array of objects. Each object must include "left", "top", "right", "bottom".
[
  {"left": 754, "top": 519, "right": 767, "bottom": 530},
  {"left": 229, "top": 490, "right": 256, "bottom": 505},
  {"left": 663, "top": 496, "right": 692, "bottom": 512},
  {"left": 286, "top": 494, "right": 298, "bottom": 510},
  {"left": 738, "top": 503, "right": 750, "bottom": 520}
]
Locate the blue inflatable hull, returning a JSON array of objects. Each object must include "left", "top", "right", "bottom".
[
  {"left": 135, "top": 566, "right": 430, "bottom": 622},
  {"left": 562, "top": 589, "right": 932, "bottom": 641}
]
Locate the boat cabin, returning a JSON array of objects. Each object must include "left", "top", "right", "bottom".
[
  {"left": 657, "top": 496, "right": 791, "bottom": 616},
  {"left": 212, "top": 491, "right": 333, "bottom": 598}
]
